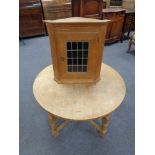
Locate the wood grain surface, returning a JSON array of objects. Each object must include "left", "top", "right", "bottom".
[{"left": 33, "top": 63, "right": 126, "bottom": 121}]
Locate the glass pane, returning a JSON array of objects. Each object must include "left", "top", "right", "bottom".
[
  {"left": 67, "top": 59, "right": 72, "bottom": 65},
  {"left": 110, "top": 0, "right": 122, "bottom": 6},
  {"left": 72, "top": 42, "right": 77, "bottom": 50},
  {"left": 73, "top": 66, "right": 77, "bottom": 72},
  {"left": 73, "top": 59, "right": 77, "bottom": 65},
  {"left": 67, "top": 42, "right": 71, "bottom": 50},
  {"left": 83, "top": 42, "right": 88, "bottom": 49},
  {"left": 78, "top": 42, "right": 82, "bottom": 49},
  {"left": 67, "top": 51, "right": 72, "bottom": 58},
  {"left": 83, "top": 59, "right": 88, "bottom": 65},
  {"left": 83, "top": 66, "right": 87, "bottom": 72},
  {"left": 78, "top": 59, "right": 82, "bottom": 64},
  {"left": 78, "top": 50, "right": 82, "bottom": 58},
  {"left": 83, "top": 50, "right": 88, "bottom": 58},
  {"left": 68, "top": 66, "right": 72, "bottom": 72},
  {"left": 78, "top": 66, "right": 82, "bottom": 72},
  {"left": 72, "top": 51, "right": 77, "bottom": 58}
]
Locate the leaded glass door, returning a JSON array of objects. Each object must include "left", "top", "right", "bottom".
[{"left": 55, "top": 29, "right": 100, "bottom": 83}]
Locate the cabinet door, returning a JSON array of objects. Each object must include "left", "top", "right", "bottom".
[
  {"left": 54, "top": 27, "right": 100, "bottom": 82},
  {"left": 110, "top": 16, "right": 124, "bottom": 38}
]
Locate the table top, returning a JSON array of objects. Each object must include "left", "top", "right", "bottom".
[{"left": 33, "top": 63, "right": 126, "bottom": 121}]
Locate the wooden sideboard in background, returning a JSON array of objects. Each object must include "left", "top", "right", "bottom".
[
  {"left": 19, "top": 0, "right": 135, "bottom": 42},
  {"left": 102, "top": 8, "right": 125, "bottom": 43},
  {"left": 19, "top": 0, "right": 46, "bottom": 37}
]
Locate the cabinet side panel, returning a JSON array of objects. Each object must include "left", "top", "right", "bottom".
[
  {"left": 94, "top": 25, "right": 107, "bottom": 80},
  {"left": 46, "top": 24, "right": 60, "bottom": 81}
]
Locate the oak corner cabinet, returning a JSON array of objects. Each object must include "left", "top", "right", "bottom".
[
  {"left": 102, "top": 8, "right": 125, "bottom": 44},
  {"left": 72, "top": 0, "right": 105, "bottom": 19},
  {"left": 45, "top": 17, "right": 109, "bottom": 84}
]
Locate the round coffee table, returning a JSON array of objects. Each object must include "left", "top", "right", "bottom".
[{"left": 33, "top": 63, "right": 126, "bottom": 137}]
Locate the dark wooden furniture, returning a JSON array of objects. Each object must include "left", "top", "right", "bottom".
[
  {"left": 102, "top": 8, "right": 125, "bottom": 44},
  {"left": 128, "top": 32, "right": 135, "bottom": 51},
  {"left": 19, "top": 0, "right": 46, "bottom": 37},
  {"left": 72, "top": 0, "right": 106, "bottom": 19},
  {"left": 45, "top": 17, "right": 109, "bottom": 83},
  {"left": 122, "top": 9, "right": 135, "bottom": 40},
  {"left": 41, "top": 0, "right": 72, "bottom": 20}
]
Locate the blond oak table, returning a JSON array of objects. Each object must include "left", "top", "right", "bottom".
[{"left": 33, "top": 63, "right": 126, "bottom": 137}]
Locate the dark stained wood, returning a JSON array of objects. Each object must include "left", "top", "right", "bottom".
[
  {"left": 72, "top": 0, "right": 81, "bottom": 17},
  {"left": 19, "top": 0, "right": 46, "bottom": 37},
  {"left": 72, "top": 0, "right": 106, "bottom": 19},
  {"left": 103, "top": 1, "right": 106, "bottom": 8},
  {"left": 102, "top": 8, "right": 125, "bottom": 44},
  {"left": 122, "top": 9, "right": 135, "bottom": 40}
]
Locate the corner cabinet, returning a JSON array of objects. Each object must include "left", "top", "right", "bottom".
[{"left": 45, "top": 17, "right": 109, "bottom": 84}]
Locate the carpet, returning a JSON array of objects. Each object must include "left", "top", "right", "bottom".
[{"left": 19, "top": 36, "right": 135, "bottom": 155}]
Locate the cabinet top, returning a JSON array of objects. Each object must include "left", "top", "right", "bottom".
[{"left": 44, "top": 17, "right": 110, "bottom": 24}]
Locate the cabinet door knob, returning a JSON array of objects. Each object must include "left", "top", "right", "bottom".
[{"left": 60, "top": 57, "right": 65, "bottom": 63}]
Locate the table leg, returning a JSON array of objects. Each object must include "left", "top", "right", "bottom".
[
  {"left": 88, "top": 114, "right": 111, "bottom": 137},
  {"left": 48, "top": 112, "right": 111, "bottom": 138},
  {"left": 48, "top": 113, "right": 59, "bottom": 137},
  {"left": 98, "top": 114, "right": 111, "bottom": 137}
]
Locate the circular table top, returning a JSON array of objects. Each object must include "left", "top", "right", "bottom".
[{"left": 33, "top": 64, "right": 126, "bottom": 121}]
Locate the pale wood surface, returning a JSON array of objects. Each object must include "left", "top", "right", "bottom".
[{"left": 33, "top": 63, "right": 126, "bottom": 121}]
